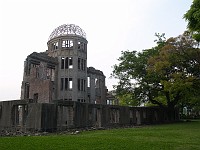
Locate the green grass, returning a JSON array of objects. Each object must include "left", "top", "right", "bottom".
[{"left": 0, "top": 120, "right": 200, "bottom": 150}]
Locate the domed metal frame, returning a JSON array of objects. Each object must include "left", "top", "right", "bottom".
[{"left": 48, "top": 24, "right": 86, "bottom": 41}]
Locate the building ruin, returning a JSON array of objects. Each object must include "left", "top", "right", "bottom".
[
  {"left": 0, "top": 24, "right": 179, "bottom": 132},
  {"left": 21, "top": 24, "right": 106, "bottom": 104}
]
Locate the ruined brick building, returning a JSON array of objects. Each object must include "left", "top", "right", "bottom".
[
  {"left": 21, "top": 24, "right": 106, "bottom": 104},
  {"left": 0, "top": 24, "right": 179, "bottom": 132}
]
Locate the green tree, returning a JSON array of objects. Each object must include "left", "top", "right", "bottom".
[
  {"left": 112, "top": 33, "right": 165, "bottom": 106},
  {"left": 184, "top": 0, "right": 200, "bottom": 43},
  {"left": 148, "top": 32, "right": 200, "bottom": 119},
  {"left": 112, "top": 32, "right": 200, "bottom": 120},
  {"left": 117, "top": 93, "right": 139, "bottom": 106}
]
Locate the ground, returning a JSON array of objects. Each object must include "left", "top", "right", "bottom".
[{"left": 0, "top": 120, "right": 200, "bottom": 150}]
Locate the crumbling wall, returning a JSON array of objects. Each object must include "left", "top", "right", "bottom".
[
  {"left": 87, "top": 67, "right": 106, "bottom": 104},
  {"left": 21, "top": 52, "right": 58, "bottom": 103},
  {"left": 0, "top": 100, "right": 179, "bottom": 132}
]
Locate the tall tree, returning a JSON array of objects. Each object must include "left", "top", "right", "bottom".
[
  {"left": 112, "top": 33, "right": 165, "bottom": 106},
  {"left": 112, "top": 32, "right": 200, "bottom": 120},
  {"left": 148, "top": 32, "right": 200, "bottom": 119},
  {"left": 184, "top": 0, "right": 200, "bottom": 43}
]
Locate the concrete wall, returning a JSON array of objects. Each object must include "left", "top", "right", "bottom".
[{"left": 0, "top": 100, "right": 179, "bottom": 132}]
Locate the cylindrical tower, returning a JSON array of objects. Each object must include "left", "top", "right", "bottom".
[{"left": 46, "top": 24, "right": 88, "bottom": 102}]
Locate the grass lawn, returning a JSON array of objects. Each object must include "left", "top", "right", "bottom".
[{"left": 0, "top": 120, "right": 200, "bottom": 150}]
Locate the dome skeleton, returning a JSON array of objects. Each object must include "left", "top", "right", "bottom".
[{"left": 48, "top": 24, "right": 86, "bottom": 41}]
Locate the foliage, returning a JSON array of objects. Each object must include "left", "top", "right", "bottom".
[
  {"left": 184, "top": 0, "right": 200, "bottom": 42},
  {"left": 1, "top": 121, "right": 200, "bottom": 150},
  {"left": 112, "top": 32, "right": 200, "bottom": 119},
  {"left": 117, "top": 93, "right": 139, "bottom": 106},
  {"left": 148, "top": 31, "right": 200, "bottom": 108}
]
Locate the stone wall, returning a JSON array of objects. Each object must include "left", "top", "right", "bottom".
[{"left": 0, "top": 100, "right": 179, "bottom": 132}]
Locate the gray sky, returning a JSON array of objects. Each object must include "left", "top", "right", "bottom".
[{"left": 0, "top": 0, "right": 192, "bottom": 101}]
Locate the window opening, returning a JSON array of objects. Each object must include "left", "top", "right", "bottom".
[
  {"left": 78, "top": 41, "right": 81, "bottom": 49},
  {"left": 36, "top": 67, "right": 39, "bottom": 78},
  {"left": 81, "top": 79, "right": 84, "bottom": 91},
  {"left": 65, "top": 78, "right": 68, "bottom": 90},
  {"left": 84, "top": 43, "right": 86, "bottom": 51},
  {"left": 61, "top": 57, "right": 65, "bottom": 69},
  {"left": 84, "top": 79, "right": 86, "bottom": 91},
  {"left": 78, "top": 58, "right": 81, "bottom": 69},
  {"left": 65, "top": 57, "right": 68, "bottom": 69},
  {"left": 62, "top": 40, "right": 66, "bottom": 47},
  {"left": 81, "top": 59, "right": 83, "bottom": 70},
  {"left": 53, "top": 42, "right": 58, "bottom": 50},
  {"left": 87, "top": 77, "right": 90, "bottom": 87},
  {"left": 78, "top": 79, "right": 80, "bottom": 91},
  {"left": 33, "top": 93, "right": 38, "bottom": 101},
  {"left": 69, "top": 57, "right": 73, "bottom": 69},
  {"left": 62, "top": 40, "right": 73, "bottom": 48},
  {"left": 69, "top": 78, "right": 73, "bottom": 89},
  {"left": 83, "top": 60, "right": 86, "bottom": 71},
  {"left": 46, "top": 68, "right": 51, "bottom": 79},
  {"left": 70, "top": 40, "right": 73, "bottom": 48},
  {"left": 24, "top": 82, "right": 30, "bottom": 99},
  {"left": 51, "top": 69, "right": 55, "bottom": 81},
  {"left": 95, "top": 78, "right": 98, "bottom": 88}
]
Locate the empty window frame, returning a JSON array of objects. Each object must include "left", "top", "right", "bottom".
[
  {"left": 78, "top": 41, "right": 86, "bottom": 51},
  {"left": 33, "top": 93, "right": 38, "bottom": 101},
  {"left": 78, "top": 78, "right": 80, "bottom": 91},
  {"left": 83, "top": 79, "right": 86, "bottom": 91},
  {"left": 95, "top": 78, "right": 98, "bottom": 88},
  {"left": 61, "top": 57, "right": 65, "bottom": 69},
  {"left": 78, "top": 58, "right": 86, "bottom": 71},
  {"left": 84, "top": 43, "right": 86, "bottom": 51},
  {"left": 46, "top": 68, "right": 51, "bottom": 79},
  {"left": 78, "top": 58, "right": 81, "bottom": 70},
  {"left": 62, "top": 40, "right": 73, "bottom": 48},
  {"left": 53, "top": 42, "right": 58, "bottom": 50},
  {"left": 61, "top": 57, "right": 73, "bottom": 69},
  {"left": 51, "top": 69, "right": 55, "bottom": 81},
  {"left": 87, "top": 76, "right": 90, "bottom": 87},
  {"left": 69, "top": 78, "right": 73, "bottom": 89},
  {"left": 81, "top": 59, "right": 84, "bottom": 70},
  {"left": 24, "top": 82, "right": 30, "bottom": 99},
  {"left": 83, "top": 60, "right": 86, "bottom": 71},
  {"left": 78, "top": 79, "right": 86, "bottom": 91},
  {"left": 78, "top": 41, "right": 81, "bottom": 49},
  {"left": 65, "top": 57, "right": 68, "bottom": 69},
  {"left": 65, "top": 78, "right": 68, "bottom": 90},
  {"left": 69, "top": 57, "right": 73, "bottom": 68},
  {"left": 61, "top": 78, "right": 73, "bottom": 91},
  {"left": 36, "top": 67, "right": 40, "bottom": 78},
  {"left": 81, "top": 79, "right": 84, "bottom": 91}
]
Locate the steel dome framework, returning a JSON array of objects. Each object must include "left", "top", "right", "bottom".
[{"left": 48, "top": 24, "right": 86, "bottom": 41}]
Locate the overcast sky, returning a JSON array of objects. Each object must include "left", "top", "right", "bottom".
[{"left": 0, "top": 0, "right": 192, "bottom": 101}]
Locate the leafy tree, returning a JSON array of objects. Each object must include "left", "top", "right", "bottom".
[
  {"left": 148, "top": 31, "right": 200, "bottom": 118},
  {"left": 116, "top": 93, "right": 139, "bottom": 106},
  {"left": 184, "top": 0, "right": 200, "bottom": 43},
  {"left": 112, "top": 33, "right": 165, "bottom": 105},
  {"left": 112, "top": 32, "right": 200, "bottom": 120}
]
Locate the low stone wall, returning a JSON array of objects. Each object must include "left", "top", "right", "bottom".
[{"left": 0, "top": 100, "right": 179, "bottom": 132}]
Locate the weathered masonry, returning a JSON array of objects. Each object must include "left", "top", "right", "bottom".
[
  {"left": 0, "top": 100, "right": 179, "bottom": 131},
  {"left": 21, "top": 24, "right": 106, "bottom": 104},
  {"left": 0, "top": 24, "right": 179, "bottom": 132}
]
